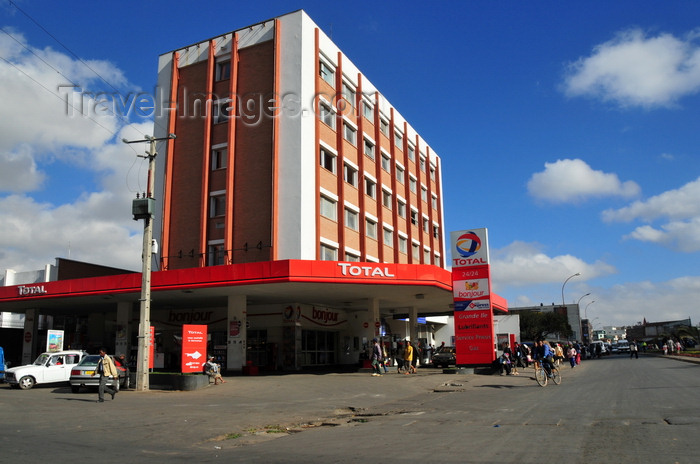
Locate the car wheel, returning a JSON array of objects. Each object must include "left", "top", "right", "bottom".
[
  {"left": 71, "top": 385, "right": 80, "bottom": 393},
  {"left": 18, "top": 376, "right": 35, "bottom": 390}
]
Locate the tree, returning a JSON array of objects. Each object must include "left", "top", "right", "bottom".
[{"left": 519, "top": 310, "right": 573, "bottom": 341}]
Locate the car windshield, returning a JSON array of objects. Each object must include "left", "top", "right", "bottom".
[
  {"left": 77, "top": 355, "right": 102, "bottom": 367},
  {"left": 33, "top": 354, "right": 50, "bottom": 366}
]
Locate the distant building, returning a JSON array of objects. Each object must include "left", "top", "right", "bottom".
[
  {"left": 626, "top": 318, "right": 693, "bottom": 342},
  {"left": 508, "top": 304, "right": 582, "bottom": 342}
]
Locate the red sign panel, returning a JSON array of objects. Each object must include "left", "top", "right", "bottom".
[
  {"left": 454, "top": 309, "right": 495, "bottom": 365},
  {"left": 181, "top": 324, "right": 208, "bottom": 373}
]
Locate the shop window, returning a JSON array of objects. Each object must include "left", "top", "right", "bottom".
[{"left": 302, "top": 330, "right": 337, "bottom": 366}]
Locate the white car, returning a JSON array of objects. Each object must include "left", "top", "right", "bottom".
[{"left": 5, "top": 350, "right": 87, "bottom": 390}]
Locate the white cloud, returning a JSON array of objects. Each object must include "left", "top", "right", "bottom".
[
  {"left": 490, "top": 241, "right": 617, "bottom": 289},
  {"left": 527, "top": 158, "right": 640, "bottom": 203},
  {"left": 0, "top": 145, "right": 45, "bottom": 192},
  {"left": 624, "top": 218, "right": 700, "bottom": 253},
  {"left": 0, "top": 30, "right": 151, "bottom": 273},
  {"left": 563, "top": 28, "right": 700, "bottom": 108},
  {"left": 602, "top": 177, "right": 700, "bottom": 252},
  {"left": 602, "top": 176, "right": 700, "bottom": 222},
  {"left": 0, "top": 29, "right": 125, "bottom": 157}
]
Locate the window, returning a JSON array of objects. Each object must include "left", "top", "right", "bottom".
[
  {"left": 365, "top": 177, "right": 376, "bottom": 199},
  {"left": 431, "top": 194, "right": 438, "bottom": 209},
  {"left": 398, "top": 236, "right": 407, "bottom": 253},
  {"left": 342, "top": 82, "right": 356, "bottom": 107},
  {"left": 363, "top": 102, "right": 373, "bottom": 121},
  {"left": 396, "top": 165, "right": 405, "bottom": 184},
  {"left": 424, "top": 248, "right": 431, "bottom": 263},
  {"left": 320, "top": 196, "right": 337, "bottom": 220},
  {"left": 412, "top": 242, "right": 420, "bottom": 260},
  {"left": 410, "top": 209, "right": 418, "bottom": 226},
  {"left": 213, "top": 100, "right": 231, "bottom": 124},
  {"left": 379, "top": 118, "right": 389, "bottom": 136},
  {"left": 208, "top": 242, "right": 226, "bottom": 266},
  {"left": 216, "top": 60, "right": 231, "bottom": 81},
  {"left": 409, "top": 176, "right": 417, "bottom": 193},
  {"left": 383, "top": 228, "right": 393, "bottom": 246},
  {"left": 366, "top": 218, "right": 377, "bottom": 239},
  {"left": 344, "top": 163, "right": 358, "bottom": 187},
  {"left": 382, "top": 190, "right": 392, "bottom": 210},
  {"left": 430, "top": 165, "right": 436, "bottom": 181},
  {"left": 381, "top": 153, "right": 391, "bottom": 172},
  {"left": 394, "top": 131, "right": 403, "bottom": 148},
  {"left": 210, "top": 194, "right": 226, "bottom": 217},
  {"left": 422, "top": 217, "right": 429, "bottom": 233},
  {"left": 364, "top": 139, "right": 375, "bottom": 160},
  {"left": 319, "top": 60, "right": 335, "bottom": 86},
  {"left": 419, "top": 155, "right": 426, "bottom": 172},
  {"left": 319, "top": 102, "right": 335, "bottom": 128},
  {"left": 320, "top": 244, "right": 338, "bottom": 261},
  {"left": 343, "top": 123, "right": 357, "bottom": 145},
  {"left": 320, "top": 147, "right": 336, "bottom": 173},
  {"left": 345, "top": 208, "right": 359, "bottom": 230},
  {"left": 433, "top": 224, "right": 440, "bottom": 239},
  {"left": 434, "top": 254, "right": 441, "bottom": 266},
  {"left": 421, "top": 186, "right": 428, "bottom": 202},
  {"left": 211, "top": 147, "right": 227, "bottom": 170},
  {"left": 345, "top": 252, "right": 360, "bottom": 262},
  {"left": 407, "top": 145, "right": 415, "bottom": 162},
  {"left": 397, "top": 199, "right": 406, "bottom": 218}
]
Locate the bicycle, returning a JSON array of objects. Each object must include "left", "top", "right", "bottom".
[{"left": 534, "top": 360, "right": 561, "bottom": 387}]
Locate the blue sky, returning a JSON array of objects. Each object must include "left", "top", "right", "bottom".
[{"left": 1, "top": 1, "right": 699, "bottom": 328}]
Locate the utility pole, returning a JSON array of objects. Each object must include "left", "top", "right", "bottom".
[{"left": 123, "top": 133, "right": 176, "bottom": 391}]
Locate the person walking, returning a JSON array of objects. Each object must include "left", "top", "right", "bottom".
[
  {"left": 370, "top": 338, "right": 383, "bottom": 376},
  {"left": 567, "top": 343, "right": 577, "bottom": 368},
  {"left": 403, "top": 340, "right": 415, "bottom": 374},
  {"left": 630, "top": 340, "right": 639, "bottom": 359},
  {"left": 92, "top": 348, "right": 118, "bottom": 402}
]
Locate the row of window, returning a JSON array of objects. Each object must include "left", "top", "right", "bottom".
[
  {"left": 319, "top": 100, "right": 437, "bottom": 180},
  {"left": 320, "top": 242, "right": 441, "bottom": 266},
  {"left": 320, "top": 147, "right": 438, "bottom": 208},
  {"left": 320, "top": 195, "right": 440, "bottom": 238}
]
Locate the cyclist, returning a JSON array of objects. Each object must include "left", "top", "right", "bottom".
[{"left": 534, "top": 339, "right": 555, "bottom": 377}]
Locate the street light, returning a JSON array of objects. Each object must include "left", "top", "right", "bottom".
[
  {"left": 561, "top": 272, "right": 581, "bottom": 307},
  {"left": 585, "top": 300, "right": 596, "bottom": 319},
  {"left": 577, "top": 293, "right": 591, "bottom": 306}
]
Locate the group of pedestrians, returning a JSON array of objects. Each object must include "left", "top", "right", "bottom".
[{"left": 370, "top": 338, "right": 420, "bottom": 376}]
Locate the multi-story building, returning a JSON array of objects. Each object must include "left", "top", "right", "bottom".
[
  {"left": 154, "top": 9, "right": 445, "bottom": 270},
  {"left": 0, "top": 10, "right": 455, "bottom": 372}
]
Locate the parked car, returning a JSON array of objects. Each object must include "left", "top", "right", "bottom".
[
  {"left": 5, "top": 350, "right": 87, "bottom": 390},
  {"left": 70, "top": 354, "right": 126, "bottom": 393},
  {"left": 431, "top": 346, "right": 456, "bottom": 368}
]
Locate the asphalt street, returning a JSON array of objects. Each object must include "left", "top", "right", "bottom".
[{"left": 1, "top": 354, "right": 698, "bottom": 463}]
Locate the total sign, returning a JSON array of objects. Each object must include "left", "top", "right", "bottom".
[
  {"left": 450, "top": 229, "right": 489, "bottom": 267},
  {"left": 181, "top": 324, "right": 208, "bottom": 373}
]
